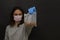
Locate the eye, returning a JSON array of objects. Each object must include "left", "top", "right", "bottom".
[
  {"left": 14, "top": 14, "right": 18, "bottom": 16},
  {"left": 14, "top": 13, "right": 22, "bottom": 16},
  {"left": 19, "top": 13, "right": 22, "bottom": 15}
]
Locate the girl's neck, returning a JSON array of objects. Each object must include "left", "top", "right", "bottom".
[{"left": 14, "top": 21, "right": 20, "bottom": 27}]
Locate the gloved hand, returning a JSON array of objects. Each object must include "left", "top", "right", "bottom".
[{"left": 28, "top": 6, "right": 36, "bottom": 15}]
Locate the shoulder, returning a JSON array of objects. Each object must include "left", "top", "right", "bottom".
[{"left": 6, "top": 25, "right": 11, "bottom": 30}]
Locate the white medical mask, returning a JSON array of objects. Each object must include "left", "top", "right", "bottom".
[{"left": 14, "top": 15, "right": 22, "bottom": 21}]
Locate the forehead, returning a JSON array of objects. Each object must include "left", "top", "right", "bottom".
[{"left": 14, "top": 9, "right": 22, "bottom": 14}]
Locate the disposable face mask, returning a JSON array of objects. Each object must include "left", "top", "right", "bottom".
[{"left": 14, "top": 15, "right": 22, "bottom": 21}]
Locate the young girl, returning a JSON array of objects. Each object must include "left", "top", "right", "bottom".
[{"left": 4, "top": 7, "right": 36, "bottom": 40}]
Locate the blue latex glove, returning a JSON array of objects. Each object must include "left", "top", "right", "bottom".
[{"left": 28, "top": 6, "right": 36, "bottom": 15}]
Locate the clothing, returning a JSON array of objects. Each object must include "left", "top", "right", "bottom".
[
  {"left": 4, "top": 24, "right": 33, "bottom": 40},
  {"left": 4, "top": 12, "right": 36, "bottom": 40}
]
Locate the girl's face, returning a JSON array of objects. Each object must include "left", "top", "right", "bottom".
[{"left": 13, "top": 9, "right": 23, "bottom": 22}]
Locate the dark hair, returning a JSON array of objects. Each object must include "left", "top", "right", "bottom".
[{"left": 10, "top": 7, "right": 24, "bottom": 27}]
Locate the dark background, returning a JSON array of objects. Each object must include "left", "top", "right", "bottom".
[
  {"left": 0, "top": 0, "right": 40, "bottom": 40},
  {"left": 0, "top": 0, "right": 59, "bottom": 40}
]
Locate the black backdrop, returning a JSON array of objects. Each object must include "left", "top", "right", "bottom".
[{"left": 0, "top": 0, "right": 59, "bottom": 40}]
